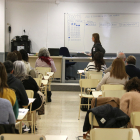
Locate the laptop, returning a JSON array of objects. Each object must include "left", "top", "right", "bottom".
[{"left": 48, "top": 48, "right": 60, "bottom": 56}]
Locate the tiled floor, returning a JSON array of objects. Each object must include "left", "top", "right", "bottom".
[{"left": 36, "top": 91, "right": 86, "bottom": 140}]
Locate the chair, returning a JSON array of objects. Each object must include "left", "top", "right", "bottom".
[
  {"left": 130, "top": 112, "right": 140, "bottom": 128},
  {"left": 78, "top": 79, "right": 99, "bottom": 120},
  {"left": 102, "top": 90, "right": 126, "bottom": 99},
  {"left": 59, "top": 47, "right": 76, "bottom": 80},
  {"left": 85, "top": 71, "right": 103, "bottom": 79},
  {"left": 0, "top": 134, "right": 46, "bottom": 140},
  {"left": 26, "top": 90, "right": 34, "bottom": 98},
  {"left": 90, "top": 128, "right": 132, "bottom": 140},
  {"left": 101, "top": 85, "right": 124, "bottom": 91},
  {"left": 89, "top": 71, "right": 103, "bottom": 81},
  {"left": 89, "top": 112, "right": 99, "bottom": 127}
]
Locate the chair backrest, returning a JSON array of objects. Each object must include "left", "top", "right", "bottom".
[
  {"left": 59, "top": 47, "right": 70, "bottom": 57},
  {"left": 35, "top": 67, "right": 51, "bottom": 77},
  {"left": 101, "top": 84, "right": 124, "bottom": 91},
  {"left": 130, "top": 112, "right": 140, "bottom": 128},
  {"left": 89, "top": 72, "right": 103, "bottom": 81},
  {"left": 90, "top": 128, "right": 132, "bottom": 140},
  {"left": 0, "top": 134, "right": 46, "bottom": 140},
  {"left": 25, "top": 90, "right": 34, "bottom": 98},
  {"left": 102, "top": 90, "right": 126, "bottom": 99},
  {"left": 89, "top": 112, "right": 99, "bottom": 127},
  {"left": 34, "top": 78, "right": 42, "bottom": 87},
  {"left": 85, "top": 71, "right": 103, "bottom": 79}
]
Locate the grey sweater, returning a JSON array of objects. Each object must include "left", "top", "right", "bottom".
[{"left": 0, "top": 98, "right": 16, "bottom": 124}]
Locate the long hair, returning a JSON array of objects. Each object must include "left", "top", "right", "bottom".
[
  {"left": 13, "top": 61, "right": 28, "bottom": 81},
  {"left": 110, "top": 58, "right": 128, "bottom": 79},
  {"left": 93, "top": 52, "right": 105, "bottom": 72},
  {"left": 19, "top": 49, "right": 28, "bottom": 62},
  {"left": 0, "top": 62, "right": 9, "bottom": 96},
  {"left": 92, "top": 33, "right": 101, "bottom": 44}
]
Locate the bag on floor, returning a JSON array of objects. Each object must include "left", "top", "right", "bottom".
[
  {"left": 81, "top": 98, "right": 91, "bottom": 111},
  {"left": 47, "top": 91, "right": 52, "bottom": 102},
  {"left": 38, "top": 103, "right": 45, "bottom": 115}
]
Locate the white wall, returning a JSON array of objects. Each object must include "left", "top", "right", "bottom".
[
  {"left": 0, "top": 0, "right": 5, "bottom": 52},
  {"left": 5, "top": 1, "right": 140, "bottom": 53}
]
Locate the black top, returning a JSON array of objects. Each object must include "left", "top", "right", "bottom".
[
  {"left": 7, "top": 74, "right": 29, "bottom": 108},
  {"left": 91, "top": 43, "right": 105, "bottom": 59},
  {"left": 125, "top": 64, "right": 140, "bottom": 79},
  {"left": 22, "top": 76, "right": 42, "bottom": 111}
]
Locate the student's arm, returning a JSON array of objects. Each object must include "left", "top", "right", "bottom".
[
  {"left": 104, "top": 65, "right": 112, "bottom": 74},
  {"left": 85, "top": 63, "right": 90, "bottom": 71},
  {"left": 120, "top": 93, "right": 129, "bottom": 115},
  {"left": 51, "top": 61, "right": 56, "bottom": 73},
  {"left": 8, "top": 102, "right": 16, "bottom": 124},
  {"left": 96, "top": 72, "right": 109, "bottom": 91}
]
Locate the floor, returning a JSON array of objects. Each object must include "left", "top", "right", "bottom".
[{"left": 36, "top": 91, "right": 86, "bottom": 140}]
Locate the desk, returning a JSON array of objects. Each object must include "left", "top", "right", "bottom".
[
  {"left": 92, "top": 91, "right": 102, "bottom": 98},
  {"left": 62, "top": 57, "right": 116, "bottom": 83},
  {"left": 17, "top": 108, "right": 29, "bottom": 121},
  {"left": 45, "top": 135, "right": 68, "bottom": 140},
  {"left": 131, "top": 128, "right": 140, "bottom": 140},
  {"left": 28, "top": 56, "right": 62, "bottom": 80}
]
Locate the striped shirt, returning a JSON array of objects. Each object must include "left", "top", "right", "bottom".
[{"left": 86, "top": 61, "right": 107, "bottom": 72}]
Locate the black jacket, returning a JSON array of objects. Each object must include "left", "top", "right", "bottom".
[
  {"left": 0, "top": 124, "right": 16, "bottom": 134},
  {"left": 91, "top": 43, "right": 105, "bottom": 59},
  {"left": 83, "top": 104, "right": 129, "bottom": 132},
  {"left": 7, "top": 74, "right": 29, "bottom": 108},
  {"left": 125, "top": 64, "right": 140, "bottom": 79},
  {"left": 22, "top": 76, "right": 42, "bottom": 111}
]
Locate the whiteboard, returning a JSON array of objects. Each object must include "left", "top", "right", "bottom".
[{"left": 64, "top": 13, "right": 140, "bottom": 53}]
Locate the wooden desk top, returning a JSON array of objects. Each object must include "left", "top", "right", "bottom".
[{"left": 45, "top": 135, "right": 68, "bottom": 140}]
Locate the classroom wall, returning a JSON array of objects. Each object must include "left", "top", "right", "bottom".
[
  {"left": 0, "top": 0, "right": 5, "bottom": 62},
  {"left": 5, "top": 1, "right": 140, "bottom": 53}
]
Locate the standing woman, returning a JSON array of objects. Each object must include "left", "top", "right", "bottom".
[{"left": 91, "top": 33, "right": 105, "bottom": 59}]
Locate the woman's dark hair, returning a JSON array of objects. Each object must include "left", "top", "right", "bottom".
[
  {"left": 93, "top": 52, "right": 105, "bottom": 72},
  {"left": 3, "top": 60, "right": 13, "bottom": 73},
  {"left": 92, "top": 33, "right": 101, "bottom": 44},
  {"left": 13, "top": 50, "right": 22, "bottom": 60},
  {"left": 6, "top": 52, "right": 18, "bottom": 63},
  {"left": 124, "top": 77, "right": 140, "bottom": 92},
  {"left": 19, "top": 49, "right": 28, "bottom": 62},
  {"left": 0, "top": 62, "right": 9, "bottom": 96}
]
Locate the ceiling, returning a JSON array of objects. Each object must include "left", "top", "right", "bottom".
[{"left": 7, "top": 0, "right": 140, "bottom": 3}]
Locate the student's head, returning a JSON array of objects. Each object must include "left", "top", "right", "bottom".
[
  {"left": 92, "top": 33, "right": 101, "bottom": 44},
  {"left": 3, "top": 61, "right": 14, "bottom": 74},
  {"left": 126, "top": 55, "right": 136, "bottom": 65},
  {"left": 93, "top": 52, "right": 105, "bottom": 72},
  {"left": 38, "top": 48, "right": 50, "bottom": 57},
  {"left": 13, "top": 61, "right": 28, "bottom": 81},
  {"left": 124, "top": 77, "right": 140, "bottom": 92},
  {"left": 117, "top": 52, "right": 126, "bottom": 61},
  {"left": 6, "top": 52, "right": 18, "bottom": 63},
  {"left": 0, "top": 62, "right": 8, "bottom": 94},
  {"left": 13, "top": 50, "right": 22, "bottom": 60},
  {"left": 110, "top": 58, "right": 128, "bottom": 79},
  {"left": 19, "top": 49, "right": 28, "bottom": 62}
]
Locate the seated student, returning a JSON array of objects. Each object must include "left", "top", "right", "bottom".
[
  {"left": 0, "top": 62, "right": 19, "bottom": 119},
  {"left": 120, "top": 77, "right": 140, "bottom": 133},
  {"left": 13, "top": 50, "right": 22, "bottom": 61},
  {"left": 35, "top": 48, "right": 56, "bottom": 72},
  {"left": 13, "top": 61, "right": 42, "bottom": 111},
  {"left": 96, "top": 58, "right": 128, "bottom": 91},
  {"left": 0, "top": 98, "right": 16, "bottom": 124},
  {"left": 125, "top": 55, "right": 140, "bottom": 79},
  {"left": 86, "top": 52, "right": 106, "bottom": 72},
  {"left": 6, "top": 52, "right": 18, "bottom": 63},
  {"left": 19, "top": 49, "right": 31, "bottom": 74},
  {"left": 104, "top": 52, "right": 126, "bottom": 73},
  {"left": 3, "top": 60, "right": 29, "bottom": 108}
]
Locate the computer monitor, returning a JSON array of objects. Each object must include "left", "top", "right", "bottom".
[{"left": 48, "top": 48, "right": 60, "bottom": 56}]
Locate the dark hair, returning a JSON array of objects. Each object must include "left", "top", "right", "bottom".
[
  {"left": 0, "top": 62, "right": 9, "bottom": 96},
  {"left": 93, "top": 52, "right": 105, "bottom": 72},
  {"left": 6, "top": 52, "right": 18, "bottom": 63},
  {"left": 3, "top": 60, "right": 13, "bottom": 73},
  {"left": 19, "top": 49, "right": 28, "bottom": 62},
  {"left": 124, "top": 77, "right": 140, "bottom": 92},
  {"left": 110, "top": 58, "right": 128, "bottom": 79},
  {"left": 13, "top": 50, "right": 22, "bottom": 60},
  {"left": 92, "top": 33, "right": 101, "bottom": 44},
  {"left": 126, "top": 55, "right": 136, "bottom": 65}
]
